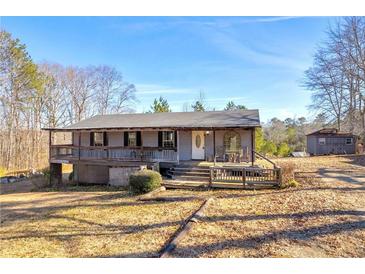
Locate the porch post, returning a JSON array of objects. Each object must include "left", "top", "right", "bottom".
[
  {"left": 213, "top": 129, "right": 216, "bottom": 165},
  {"left": 48, "top": 130, "right": 52, "bottom": 185},
  {"left": 176, "top": 130, "right": 180, "bottom": 164},
  {"left": 77, "top": 131, "right": 81, "bottom": 184},
  {"left": 251, "top": 128, "right": 255, "bottom": 166}
]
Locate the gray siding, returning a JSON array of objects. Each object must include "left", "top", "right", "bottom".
[
  {"left": 108, "top": 132, "right": 123, "bottom": 146},
  {"left": 307, "top": 135, "right": 356, "bottom": 155},
  {"left": 306, "top": 135, "right": 317, "bottom": 155},
  {"left": 178, "top": 130, "right": 192, "bottom": 160},
  {"left": 143, "top": 131, "right": 158, "bottom": 147},
  {"left": 73, "top": 132, "right": 90, "bottom": 146}
]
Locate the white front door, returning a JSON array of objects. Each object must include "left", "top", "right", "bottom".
[{"left": 192, "top": 131, "right": 205, "bottom": 160}]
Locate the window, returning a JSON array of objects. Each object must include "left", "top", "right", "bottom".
[
  {"left": 128, "top": 132, "right": 137, "bottom": 147},
  {"left": 162, "top": 131, "right": 175, "bottom": 148},
  {"left": 223, "top": 131, "right": 241, "bottom": 152},
  {"left": 195, "top": 134, "right": 202, "bottom": 148},
  {"left": 94, "top": 132, "right": 104, "bottom": 146},
  {"left": 318, "top": 138, "right": 326, "bottom": 145},
  {"left": 345, "top": 138, "right": 353, "bottom": 145}
]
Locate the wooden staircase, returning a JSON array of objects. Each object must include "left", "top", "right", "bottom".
[
  {"left": 163, "top": 165, "right": 210, "bottom": 189},
  {"left": 168, "top": 165, "right": 210, "bottom": 181},
  {"left": 163, "top": 159, "right": 282, "bottom": 189}
]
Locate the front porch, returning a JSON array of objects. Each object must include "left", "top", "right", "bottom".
[
  {"left": 48, "top": 127, "right": 255, "bottom": 165},
  {"left": 50, "top": 144, "right": 179, "bottom": 164}
]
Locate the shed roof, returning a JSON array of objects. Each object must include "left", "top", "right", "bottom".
[
  {"left": 45, "top": 110, "right": 261, "bottom": 131},
  {"left": 306, "top": 128, "right": 355, "bottom": 137}
]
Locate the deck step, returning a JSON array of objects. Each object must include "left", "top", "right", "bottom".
[
  {"left": 163, "top": 180, "right": 208, "bottom": 189},
  {"left": 171, "top": 175, "right": 210, "bottom": 181},
  {"left": 169, "top": 171, "right": 210, "bottom": 176},
  {"left": 168, "top": 164, "right": 211, "bottom": 183},
  {"left": 172, "top": 167, "right": 210, "bottom": 172}
]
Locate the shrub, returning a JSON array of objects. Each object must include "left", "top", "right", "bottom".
[
  {"left": 261, "top": 141, "right": 277, "bottom": 156},
  {"left": 276, "top": 143, "right": 291, "bottom": 157},
  {"left": 129, "top": 170, "right": 162, "bottom": 194},
  {"left": 279, "top": 162, "right": 298, "bottom": 188}
]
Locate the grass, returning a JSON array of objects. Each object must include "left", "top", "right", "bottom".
[
  {"left": 0, "top": 188, "right": 201, "bottom": 257},
  {"left": 166, "top": 176, "right": 365, "bottom": 257},
  {"left": 268, "top": 154, "right": 365, "bottom": 172},
  {"left": 1, "top": 155, "right": 364, "bottom": 258}
]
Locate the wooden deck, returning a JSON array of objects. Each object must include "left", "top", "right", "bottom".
[{"left": 164, "top": 163, "right": 282, "bottom": 190}]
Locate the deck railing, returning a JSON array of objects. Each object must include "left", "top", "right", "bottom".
[
  {"left": 210, "top": 166, "right": 282, "bottom": 186},
  {"left": 50, "top": 145, "right": 178, "bottom": 162}
]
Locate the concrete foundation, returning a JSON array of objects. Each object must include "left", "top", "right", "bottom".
[
  {"left": 109, "top": 165, "right": 147, "bottom": 186},
  {"left": 78, "top": 164, "right": 109, "bottom": 184}
]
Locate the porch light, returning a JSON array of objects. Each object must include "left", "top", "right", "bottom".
[{"left": 205, "top": 131, "right": 210, "bottom": 135}]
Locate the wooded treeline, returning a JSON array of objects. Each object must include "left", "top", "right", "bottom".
[
  {"left": 0, "top": 30, "right": 137, "bottom": 170},
  {"left": 304, "top": 17, "right": 365, "bottom": 138}
]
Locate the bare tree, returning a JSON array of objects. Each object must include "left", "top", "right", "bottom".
[
  {"left": 305, "top": 17, "right": 365, "bottom": 138},
  {"left": 94, "top": 65, "right": 136, "bottom": 114},
  {"left": 64, "top": 66, "right": 97, "bottom": 123}
]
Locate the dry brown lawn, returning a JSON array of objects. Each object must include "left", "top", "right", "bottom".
[
  {"left": 1, "top": 155, "right": 364, "bottom": 258},
  {"left": 166, "top": 155, "right": 365, "bottom": 257},
  {"left": 0, "top": 188, "right": 201, "bottom": 257},
  {"left": 265, "top": 154, "right": 365, "bottom": 172}
]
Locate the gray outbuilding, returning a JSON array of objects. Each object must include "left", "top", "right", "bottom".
[{"left": 306, "top": 128, "right": 357, "bottom": 156}]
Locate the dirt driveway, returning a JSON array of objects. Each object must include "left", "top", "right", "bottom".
[{"left": 318, "top": 169, "right": 365, "bottom": 186}]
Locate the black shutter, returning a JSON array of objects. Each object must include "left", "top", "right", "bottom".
[
  {"left": 103, "top": 132, "right": 108, "bottom": 146},
  {"left": 90, "top": 132, "right": 94, "bottom": 146},
  {"left": 158, "top": 131, "right": 163, "bottom": 147},
  {"left": 136, "top": 131, "right": 142, "bottom": 147},
  {"left": 174, "top": 131, "right": 177, "bottom": 149},
  {"left": 124, "top": 132, "right": 129, "bottom": 146}
]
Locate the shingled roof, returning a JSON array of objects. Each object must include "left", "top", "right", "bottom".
[
  {"left": 46, "top": 110, "right": 260, "bottom": 131},
  {"left": 306, "top": 128, "right": 355, "bottom": 136}
]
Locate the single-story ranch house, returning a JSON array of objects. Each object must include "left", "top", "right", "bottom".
[{"left": 44, "top": 110, "right": 282, "bottom": 188}]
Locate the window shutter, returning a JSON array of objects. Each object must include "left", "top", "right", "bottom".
[
  {"left": 136, "top": 131, "right": 142, "bottom": 146},
  {"left": 103, "top": 132, "right": 108, "bottom": 146},
  {"left": 124, "top": 132, "right": 129, "bottom": 146},
  {"left": 174, "top": 131, "right": 177, "bottom": 148},
  {"left": 158, "top": 131, "right": 162, "bottom": 147},
  {"left": 90, "top": 132, "right": 94, "bottom": 146}
]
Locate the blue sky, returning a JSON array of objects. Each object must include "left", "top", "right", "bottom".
[{"left": 1, "top": 16, "right": 337, "bottom": 122}]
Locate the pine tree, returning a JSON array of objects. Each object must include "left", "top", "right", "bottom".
[{"left": 149, "top": 96, "right": 171, "bottom": 112}]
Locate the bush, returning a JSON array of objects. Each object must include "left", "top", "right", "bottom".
[
  {"left": 129, "top": 170, "right": 162, "bottom": 194},
  {"left": 279, "top": 162, "right": 299, "bottom": 188},
  {"left": 261, "top": 141, "right": 277, "bottom": 156},
  {"left": 285, "top": 179, "right": 300, "bottom": 188},
  {"left": 276, "top": 143, "right": 292, "bottom": 157}
]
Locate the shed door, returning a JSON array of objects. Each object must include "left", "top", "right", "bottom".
[{"left": 192, "top": 131, "right": 205, "bottom": 160}]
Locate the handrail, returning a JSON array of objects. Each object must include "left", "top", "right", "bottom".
[
  {"left": 50, "top": 145, "right": 176, "bottom": 151},
  {"left": 253, "top": 150, "right": 278, "bottom": 168}
]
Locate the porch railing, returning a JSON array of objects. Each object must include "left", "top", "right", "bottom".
[
  {"left": 210, "top": 166, "right": 282, "bottom": 186},
  {"left": 50, "top": 145, "right": 178, "bottom": 162}
]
